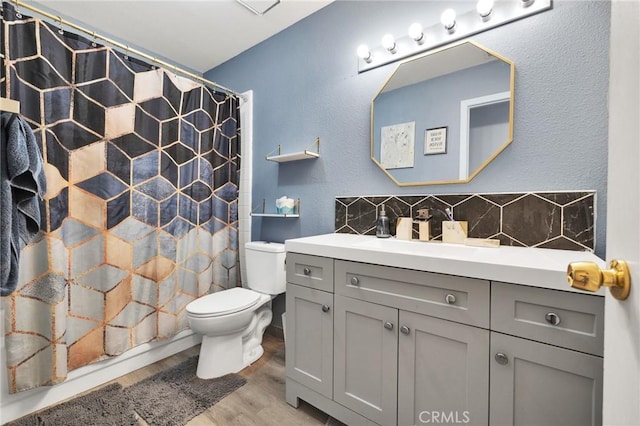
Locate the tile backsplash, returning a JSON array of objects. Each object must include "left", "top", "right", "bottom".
[{"left": 335, "top": 192, "right": 595, "bottom": 252}]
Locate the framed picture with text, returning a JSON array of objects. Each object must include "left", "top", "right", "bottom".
[{"left": 424, "top": 126, "right": 447, "bottom": 155}]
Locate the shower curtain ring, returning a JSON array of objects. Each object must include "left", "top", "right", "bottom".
[
  {"left": 13, "top": 0, "right": 22, "bottom": 19},
  {"left": 57, "top": 16, "right": 64, "bottom": 35},
  {"left": 124, "top": 45, "right": 129, "bottom": 60},
  {"left": 91, "top": 31, "right": 97, "bottom": 48}
]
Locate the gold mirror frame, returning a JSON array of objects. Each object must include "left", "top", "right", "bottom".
[{"left": 370, "top": 39, "right": 515, "bottom": 186}]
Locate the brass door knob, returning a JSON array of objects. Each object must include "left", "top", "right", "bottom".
[{"left": 567, "top": 259, "right": 631, "bottom": 300}]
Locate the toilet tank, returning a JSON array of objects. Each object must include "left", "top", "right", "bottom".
[{"left": 244, "top": 241, "right": 286, "bottom": 295}]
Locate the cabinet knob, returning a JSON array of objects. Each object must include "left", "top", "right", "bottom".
[
  {"left": 400, "top": 325, "right": 410, "bottom": 335},
  {"left": 350, "top": 276, "right": 360, "bottom": 286},
  {"left": 545, "top": 312, "right": 561, "bottom": 326},
  {"left": 495, "top": 352, "right": 509, "bottom": 365},
  {"left": 384, "top": 321, "right": 394, "bottom": 330},
  {"left": 445, "top": 293, "right": 456, "bottom": 304},
  {"left": 322, "top": 304, "right": 330, "bottom": 313},
  {"left": 303, "top": 267, "right": 312, "bottom": 276}
]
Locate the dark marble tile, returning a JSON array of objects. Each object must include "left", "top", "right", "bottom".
[
  {"left": 537, "top": 192, "right": 593, "bottom": 206},
  {"left": 336, "top": 197, "right": 358, "bottom": 206},
  {"left": 563, "top": 195, "right": 595, "bottom": 248},
  {"left": 335, "top": 202, "right": 347, "bottom": 231},
  {"left": 495, "top": 233, "right": 527, "bottom": 247},
  {"left": 502, "top": 194, "right": 561, "bottom": 246},
  {"left": 480, "top": 193, "right": 524, "bottom": 206},
  {"left": 455, "top": 195, "right": 500, "bottom": 239},
  {"left": 381, "top": 198, "right": 411, "bottom": 235},
  {"left": 346, "top": 198, "right": 377, "bottom": 234},
  {"left": 364, "top": 196, "right": 390, "bottom": 206},
  {"left": 410, "top": 197, "right": 450, "bottom": 238},
  {"left": 538, "top": 237, "right": 588, "bottom": 251},
  {"left": 434, "top": 194, "right": 471, "bottom": 207}
]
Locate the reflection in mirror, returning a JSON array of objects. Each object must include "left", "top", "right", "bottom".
[{"left": 371, "top": 40, "right": 514, "bottom": 186}]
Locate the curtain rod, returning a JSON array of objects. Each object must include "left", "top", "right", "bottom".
[{"left": 8, "top": 0, "right": 245, "bottom": 101}]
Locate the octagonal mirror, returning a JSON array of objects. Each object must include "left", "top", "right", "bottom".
[{"left": 371, "top": 40, "right": 514, "bottom": 186}]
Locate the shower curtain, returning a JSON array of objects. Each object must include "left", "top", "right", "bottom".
[{"left": 1, "top": 4, "right": 241, "bottom": 393}]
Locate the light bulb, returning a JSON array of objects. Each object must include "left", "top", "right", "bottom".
[
  {"left": 357, "top": 44, "right": 372, "bottom": 63},
  {"left": 381, "top": 34, "right": 397, "bottom": 53},
  {"left": 441, "top": 8, "right": 456, "bottom": 31},
  {"left": 477, "top": 0, "right": 493, "bottom": 18},
  {"left": 408, "top": 23, "right": 424, "bottom": 43}
]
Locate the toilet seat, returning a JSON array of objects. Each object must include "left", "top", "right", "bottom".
[{"left": 186, "top": 288, "right": 261, "bottom": 317}]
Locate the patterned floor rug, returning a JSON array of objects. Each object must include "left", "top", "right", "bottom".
[{"left": 8, "top": 356, "right": 246, "bottom": 426}]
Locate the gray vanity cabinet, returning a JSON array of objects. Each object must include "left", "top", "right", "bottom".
[
  {"left": 285, "top": 283, "right": 334, "bottom": 398},
  {"left": 490, "top": 332, "right": 603, "bottom": 426},
  {"left": 398, "top": 311, "right": 489, "bottom": 426},
  {"left": 334, "top": 295, "right": 398, "bottom": 426}
]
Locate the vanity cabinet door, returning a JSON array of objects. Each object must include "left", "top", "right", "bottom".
[
  {"left": 490, "top": 332, "right": 603, "bottom": 426},
  {"left": 285, "top": 283, "right": 334, "bottom": 398},
  {"left": 398, "top": 311, "right": 489, "bottom": 426},
  {"left": 334, "top": 295, "right": 398, "bottom": 426}
]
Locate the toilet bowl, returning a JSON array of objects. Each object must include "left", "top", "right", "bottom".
[{"left": 186, "top": 241, "right": 285, "bottom": 379}]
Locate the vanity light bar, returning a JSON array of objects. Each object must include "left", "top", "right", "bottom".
[{"left": 356, "top": 0, "right": 551, "bottom": 73}]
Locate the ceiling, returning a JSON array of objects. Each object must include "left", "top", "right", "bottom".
[{"left": 28, "top": 0, "right": 334, "bottom": 73}]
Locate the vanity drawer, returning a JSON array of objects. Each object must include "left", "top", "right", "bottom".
[
  {"left": 335, "top": 260, "right": 490, "bottom": 328},
  {"left": 286, "top": 253, "right": 334, "bottom": 292},
  {"left": 491, "top": 282, "right": 604, "bottom": 356}
]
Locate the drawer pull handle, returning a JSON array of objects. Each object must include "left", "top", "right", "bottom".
[
  {"left": 495, "top": 352, "right": 509, "bottom": 365},
  {"left": 400, "top": 325, "right": 411, "bottom": 335},
  {"left": 545, "top": 312, "right": 561, "bottom": 326},
  {"left": 384, "top": 321, "right": 394, "bottom": 330},
  {"left": 445, "top": 293, "right": 456, "bottom": 304},
  {"left": 350, "top": 276, "right": 360, "bottom": 286},
  {"left": 322, "top": 304, "right": 330, "bottom": 313},
  {"left": 303, "top": 267, "right": 312, "bottom": 276}
]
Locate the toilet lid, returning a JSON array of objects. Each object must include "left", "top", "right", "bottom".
[{"left": 186, "top": 288, "right": 261, "bottom": 317}]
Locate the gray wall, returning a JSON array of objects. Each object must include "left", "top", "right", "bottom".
[{"left": 205, "top": 0, "right": 610, "bottom": 257}]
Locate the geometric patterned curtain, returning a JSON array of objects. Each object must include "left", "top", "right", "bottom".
[{"left": 1, "top": 3, "right": 240, "bottom": 393}]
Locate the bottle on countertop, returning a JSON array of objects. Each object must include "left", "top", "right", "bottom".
[{"left": 376, "top": 204, "right": 391, "bottom": 238}]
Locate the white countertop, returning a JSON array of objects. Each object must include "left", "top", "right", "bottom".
[{"left": 284, "top": 233, "right": 606, "bottom": 295}]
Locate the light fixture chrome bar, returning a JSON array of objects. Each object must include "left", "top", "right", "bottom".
[
  {"left": 236, "top": 0, "right": 280, "bottom": 16},
  {"left": 357, "top": 0, "right": 552, "bottom": 73}
]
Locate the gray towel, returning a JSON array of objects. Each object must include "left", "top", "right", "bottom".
[{"left": 1, "top": 112, "right": 47, "bottom": 297}]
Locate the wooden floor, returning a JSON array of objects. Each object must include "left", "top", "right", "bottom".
[{"left": 110, "top": 332, "right": 330, "bottom": 426}]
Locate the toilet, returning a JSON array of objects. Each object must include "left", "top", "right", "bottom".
[{"left": 186, "top": 241, "right": 286, "bottom": 379}]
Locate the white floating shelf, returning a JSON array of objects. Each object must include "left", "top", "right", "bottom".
[
  {"left": 265, "top": 137, "right": 320, "bottom": 163},
  {"left": 266, "top": 150, "right": 320, "bottom": 163},
  {"left": 250, "top": 213, "right": 300, "bottom": 218}
]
